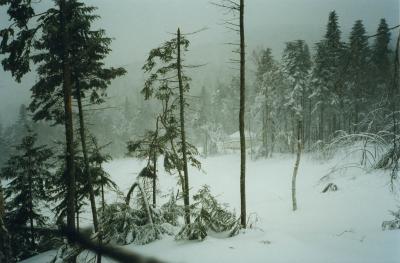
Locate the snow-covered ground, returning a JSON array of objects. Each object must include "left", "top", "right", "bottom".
[{"left": 23, "top": 153, "right": 400, "bottom": 263}]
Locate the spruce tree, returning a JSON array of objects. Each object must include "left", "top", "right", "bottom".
[
  {"left": 142, "top": 29, "right": 201, "bottom": 225},
  {"left": 0, "top": 129, "right": 53, "bottom": 260},
  {"left": 254, "top": 48, "right": 274, "bottom": 156},
  {"left": 312, "top": 10, "right": 345, "bottom": 140},
  {"left": 347, "top": 20, "right": 370, "bottom": 131},
  {"left": 0, "top": 0, "right": 76, "bottom": 231},
  {"left": 371, "top": 19, "right": 392, "bottom": 98},
  {"left": 282, "top": 40, "right": 311, "bottom": 211}
]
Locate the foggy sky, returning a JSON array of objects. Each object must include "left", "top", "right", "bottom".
[{"left": 0, "top": 0, "right": 398, "bottom": 126}]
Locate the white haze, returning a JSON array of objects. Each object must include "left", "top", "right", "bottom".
[{"left": 0, "top": 0, "right": 398, "bottom": 125}]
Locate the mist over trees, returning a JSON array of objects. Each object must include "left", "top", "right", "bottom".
[{"left": 0, "top": 0, "right": 399, "bottom": 262}]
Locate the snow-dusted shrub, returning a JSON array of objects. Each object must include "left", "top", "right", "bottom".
[
  {"left": 382, "top": 208, "right": 400, "bottom": 231},
  {"left": 100, "top": 202, "right": 173, "bottom": 245},
  {"left": 175, "top": 185, "right": 240, "bottom": 241},
  {"left": 50, "top": 244, "right": 82, "bottom": 263},
  {"left": 160, "top": 192, "right": 184, "bottom": 226}
]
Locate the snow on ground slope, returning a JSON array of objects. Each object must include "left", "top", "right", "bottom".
[{"left": 23, "top": 153, "right": 400, "bottom": 263}]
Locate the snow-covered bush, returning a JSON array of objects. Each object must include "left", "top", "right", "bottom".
[
  {"left": 160, "top": 192, "right": 184, "bottom": 226},
  {"left": 100, "top": 202, "right": 173, "bottom": 245},
  {"left": 50, "top": 244, "right": 82, "bottom": 263},
  {"left": 175, "top": 185, "right": 240, "bottom": 241},
  {"left": 382, "top": 208, "right": 400, "bottom": 231}
]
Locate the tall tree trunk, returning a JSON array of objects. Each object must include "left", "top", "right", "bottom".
[
  {"left": 152, "top": 152, "right": 157, "bottom": 208},
  {"left": 319, "top": 103, "right": 324, "bottom": 142},
  {"left": 177, "top": 28, "right": 191, "bottom": 225},
  {"left": 292, "top": 120, "right": 302, "bottom": 211},
  {"left": 60, "top": 0, "right": 76, "bottom": 231},
  {"left": 28, "top": 169, "right": 35, "bottom": 250},
  {"left": 204, "top": 132, "right": 208, "bottom": 157},
  {"left": 76, "top": 205, "right": 79, "bottom": 230},
  {"left": 101, "top": 183, "right": 105, "bottom": 213},
  {"left": 307, "top": 97, "right": 312, "bottom": 149},
  {"left": 239, "top": 0, "right": 247, "bottom": 228},
  {"left": 76, "top": 84, "right": 102, "bottom": 263}
]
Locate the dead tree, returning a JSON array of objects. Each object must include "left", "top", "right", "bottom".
[{"left": 213, "top": 0, "right": 247, "bottom": 228}]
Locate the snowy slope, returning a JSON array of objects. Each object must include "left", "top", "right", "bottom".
[{"left": 22, "top": 153, "right": 400, "bottom": 263}]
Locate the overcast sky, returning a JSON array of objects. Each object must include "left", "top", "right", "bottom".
[{"left": 0, "top": 0, "right": 399, "bottom": 125}]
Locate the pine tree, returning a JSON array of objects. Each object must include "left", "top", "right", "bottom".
[
  {"left": 312, "top": 11, "right": 345, "bottom": 141},
  {"left": 347, "top": 20, "right": 370, "bottom": 131},
  {"left": 142, "top": 30, "right": 201, "bottom": 225},
  {"left": 253, "top": 48, "right": 281, "bottom": 156},
  {"left": 371, "top": 19, "right": 392, "bottom": 99},
  {"left": 88, "top": 136, "right": 116, "bottom": 212},
  {"left": 67, "top": 5, "right": 124, "bottom": 260},
  {"left": 0, "top": 129, "right": 53, "bottom": 260},
  {"left": 282, "top": 40, "right": 311, "bottom": 211},
  {"left": 0, "top": 0, "right": 76, "bottom": 231}
]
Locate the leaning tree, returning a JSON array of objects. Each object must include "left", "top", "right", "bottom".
[{"left": 140, "top": 29, "right": 201, "bottom": 225}]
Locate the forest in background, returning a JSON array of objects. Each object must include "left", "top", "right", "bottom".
[{"left": 0, "top": 0, "right": 399, "bottom": 262}]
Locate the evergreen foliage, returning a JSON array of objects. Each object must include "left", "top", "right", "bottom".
[
  {"left": 0, "top": 128, "right": 53, "bottom": 260},
  {"left": 176, "top": 185, "right": 240, "bottom": 241}
]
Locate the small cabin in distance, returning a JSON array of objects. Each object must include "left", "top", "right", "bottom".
[{"left": 222, "top": 131, "right": 259, "bottom": 152}]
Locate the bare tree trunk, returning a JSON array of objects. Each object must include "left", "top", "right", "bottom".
[
  {"left": 292, "top": 120, "right": 302, "bottom": 211},
  {"left": 76, "top": 206, "right": 79, "bottom": 230},
  {"left": 101, "top": 184, "right": 105, "bottom": 213},
  {"left": 28, "top": 165, "right": 35, "bottom": 250},
  {"left": 319, "top": 104, "right": 324, "bottom": 142},
  {"left": 239, "top": 0, "right": 247, "bottom": 228},
  {"left": 204, "top": 132, "right": 208, "bottom": 157},
  {"left": 262, "top": 105, "right": 267, "bottom": 156},
  {"left": 126, "top": 181, "right": 153, "bottom": 225},
  {"left": 76, "top": 84, "right": 102, "bottom": 263},
  {"left": 152, "top": 151, "right": 157, "bottom": 208},
  {"left": 177, "top": 28, "right": 191, "bottom": 225},
  {"left": 60, "top": 0, "right": 76, "bottom": 231}
]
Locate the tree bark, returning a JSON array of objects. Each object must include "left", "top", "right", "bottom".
[
  {"left": 28, "top": 162, "right": 35, "bottom": 250},
  {"left": 152, "top": 152, "right": 157, "bottom": 208},
  {"left": 60, "top": 0, "right": 76, "bottom": 231},
  {"left": 126, "top": 182, "right": 153, "bottom": 225},
  {"left": 177, "top": 28, "right": 191, "bottom": 225},
  {"left": 76, "top": 83, "right": 102, "bottom": 263},
  {"left": 319, "top": 103, "right": 324, "bottom": 142},
  {"left": 239, "top": 0, "right": 247, "bottom": 228},
  {"left": 292, "top": 120, "right": 302, "bottom": 211}
]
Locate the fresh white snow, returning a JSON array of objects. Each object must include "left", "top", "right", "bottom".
[{"left": 22, "top": 153, "right": 400, "bottom": 263}]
